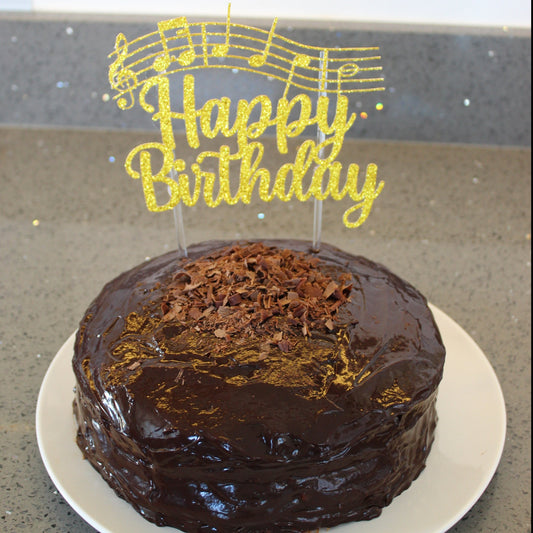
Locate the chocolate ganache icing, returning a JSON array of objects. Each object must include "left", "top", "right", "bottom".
[{"left": 73, "top": 240, "right": 445, "bottom": 532}]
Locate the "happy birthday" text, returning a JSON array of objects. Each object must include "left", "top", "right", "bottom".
[{"left": 125, "top": 74, "right": 384, "bottom": 227}]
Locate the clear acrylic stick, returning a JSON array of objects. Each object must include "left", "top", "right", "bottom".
[
  {"left": 170, "top": 166, "right": 188, "bottom": 257},
  {"left": 312, "top": 50, "right": 327, "bottom": 252}
]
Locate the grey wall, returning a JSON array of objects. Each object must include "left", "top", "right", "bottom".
[{"left": 1, "top": 14, "right": 530, "bottom": 146}]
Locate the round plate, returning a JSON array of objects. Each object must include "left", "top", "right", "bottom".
[{"left": 36, "top": 305, "right": 506, "bottom": 533}]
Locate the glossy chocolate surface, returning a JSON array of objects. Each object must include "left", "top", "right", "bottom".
[{"left": 73, "top": 240, "right": 445, "bottom": 532}]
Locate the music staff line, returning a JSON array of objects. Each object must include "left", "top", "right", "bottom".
[
  {"left": 109, "top": 18, "right": 385, "bottom": 106},
  {"left": 108, "top": 19, "right": 384, "bottom": 61},
  {"left": 110, "top": 28, "right": 384, "bottom": 76},
  {"left": 118, "top": 45, "right": 383, "bottom": 83},
  {"left": 109, "top": 16, "right": 384, "bottom": 72}
]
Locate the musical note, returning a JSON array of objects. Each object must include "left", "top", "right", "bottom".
[
  {"left": 211, "top": 3, "right": 231, "bottom": 58},
  {"left": 153, "top": 17, "right": 196, "bottom": 72},
  {"left": 248, "top": 18, "right": 278, "bottom": 68},
  {"left": 282, "top": 53, "right": 311, "bottom": 98},
  {"left": 336, "top": 62, "right": 360, "bottom": 95},
  {"left": 108, "top": 33, "right": 138, "bottom": 109}
]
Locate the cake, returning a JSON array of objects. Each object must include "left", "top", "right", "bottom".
[{"left": 72, "top": 239, "right": 445, "bottom": 532}]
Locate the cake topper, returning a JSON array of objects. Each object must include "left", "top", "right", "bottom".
[{"left": 108, "top": 5, "right": 385, "bottom": 251}]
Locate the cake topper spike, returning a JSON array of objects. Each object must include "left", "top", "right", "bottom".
[
  {"left": 171, "top": 168, "right": 188, "bottom": 257},
  {"left": 312, "top": 50, "right": 327, "bottom": 252}
]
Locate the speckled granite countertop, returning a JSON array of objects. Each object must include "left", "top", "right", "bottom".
[
  {"left": 1, "top": 127, "right": 530, "bottom": 532},
  {"left": 0, "top": 12, "right": 531, "bottom": 533}
]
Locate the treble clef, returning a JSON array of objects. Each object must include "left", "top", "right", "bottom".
[{"left": 108, "top": 33, "right": 138, "bottom": 110}]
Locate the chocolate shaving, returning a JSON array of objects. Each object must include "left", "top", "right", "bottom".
[
  {"left": 214, "top": 328, "right": 227, "bottom": 338},
  {"left": 161, "top": 243, "right": 352, "bottom": 349}
]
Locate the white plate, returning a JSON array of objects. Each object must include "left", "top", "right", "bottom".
[{"left": 36, "top": 305, "right": 506, "bottom": 533}]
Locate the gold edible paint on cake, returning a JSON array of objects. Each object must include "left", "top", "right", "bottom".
[
  {"left": 108, "top": 5, "right": 386, "bottom": 228},
  {"left": 374, "top": 379, "right": 412, "bottom": 408}
]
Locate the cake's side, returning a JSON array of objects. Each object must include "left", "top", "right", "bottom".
[{"left": 73, "top": 240, "right": 445, "bottom": 532}]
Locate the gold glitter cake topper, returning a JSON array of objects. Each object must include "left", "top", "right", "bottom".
[{"left": 108, "top": 5, "right": 385, "bottom": 229}]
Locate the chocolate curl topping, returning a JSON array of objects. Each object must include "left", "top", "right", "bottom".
[{"left": 162, "top": 243, "right": 352, "bottom": 349}]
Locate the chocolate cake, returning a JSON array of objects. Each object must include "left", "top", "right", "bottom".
[{"left": 72, "top": 240, "right": 445, "bottom": 532}]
